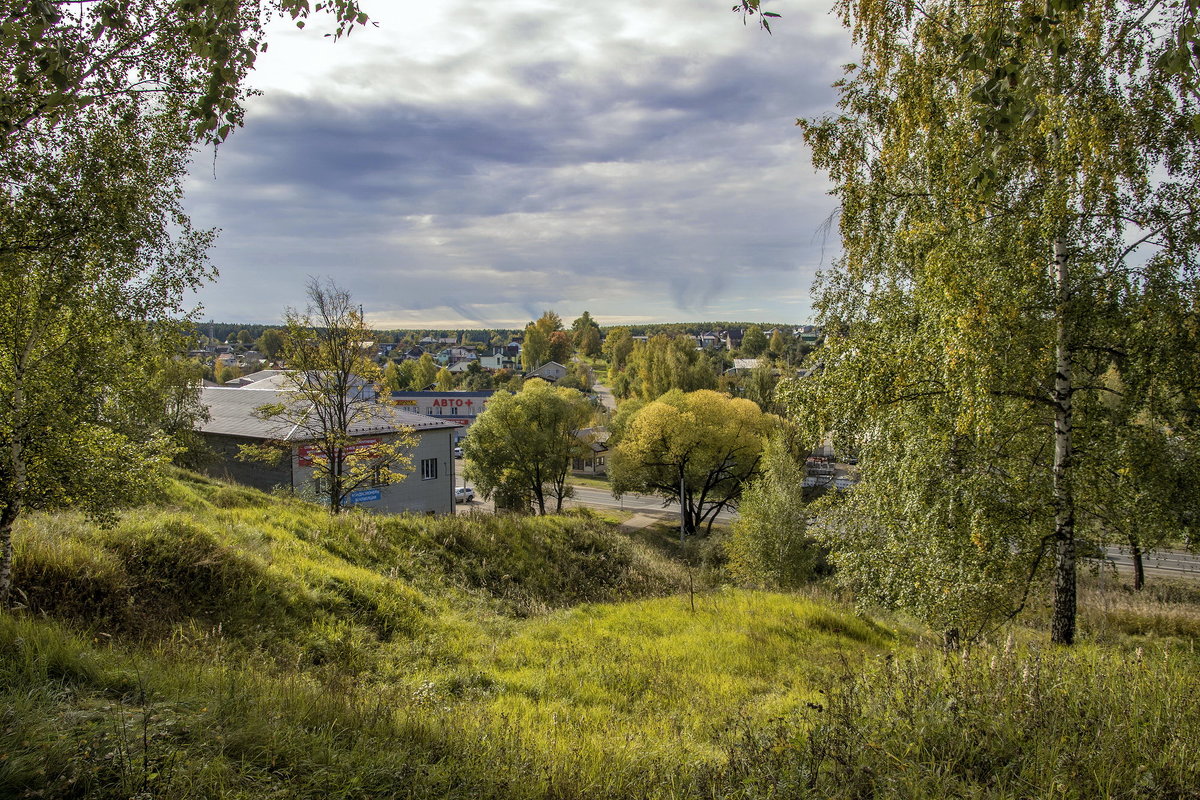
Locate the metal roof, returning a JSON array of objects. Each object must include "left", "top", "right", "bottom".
[{"left": 198, "top": 387, "right": 460, "bottom": 441}]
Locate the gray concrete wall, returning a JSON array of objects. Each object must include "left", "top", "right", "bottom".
[{"left": 200, "top": 434, "right": 292, "bottom": 492}]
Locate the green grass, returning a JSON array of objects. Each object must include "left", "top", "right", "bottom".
[
  {"left": 2, "top": 471, "right": 1199, "bottom": 798},
  {"left": 567, "top": 474, "right": 612, "bottom": 490}
]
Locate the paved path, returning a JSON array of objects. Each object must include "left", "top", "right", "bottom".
[
  {"left": 619, "top": 513, "right": 671, "bottom": 532},
  {"left": 592, "top": 382, "right": 617, "bottom": 412}
]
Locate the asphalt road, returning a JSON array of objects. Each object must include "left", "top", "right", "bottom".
[
  {"left": 456, "top": 479, "right": 739, "bottom": 523},
  {"left": 592, "top": 382, "right": 617, "bottom": 412},
  {"left": 1100, "top": 545, "right": 1200, "bottom": 578}
]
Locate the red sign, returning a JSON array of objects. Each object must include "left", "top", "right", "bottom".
[
  {"left": 297, "top": 437, "right": 381, "bottom": 468},
  {"left": 432, "top": 397, "right": 475, "bottom": 408}
]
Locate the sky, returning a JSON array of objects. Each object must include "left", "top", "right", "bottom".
[{"left": 183, "top": 0, "right": 854, "bottom": 329}]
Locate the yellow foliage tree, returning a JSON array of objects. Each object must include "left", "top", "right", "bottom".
[{"left": 611, "top": 390, "right": 779, "bottom": 536}]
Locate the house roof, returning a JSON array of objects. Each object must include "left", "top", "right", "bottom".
[
  {"left": 198, "top": 387, "right": 459, "bottom": 441},
  {"left": 524, "top": 361, "right": 567, "bottom": 378},
  {"left": 576, "top": 427, "right": 610, "bottom": 452},
  {"left": 238, "top": 369, "right": 286, "bottom": 384}
]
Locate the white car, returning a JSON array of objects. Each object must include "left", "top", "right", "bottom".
[
  {"left": 454, "top": 446, "right": 464, "bottom": 459},
  {"left": 454, "top": 486, "right": 475, "bottom": 504}
]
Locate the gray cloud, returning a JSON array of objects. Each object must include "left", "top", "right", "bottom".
[{"left": 185, "top": 0, "right": 851, "bottom": 326}]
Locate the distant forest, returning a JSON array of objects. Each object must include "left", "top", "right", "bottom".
[{"left": 192, "top": 320, "right": 809, "bottom": 344}]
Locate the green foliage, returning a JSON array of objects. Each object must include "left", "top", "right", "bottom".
[
  {"left": 602, "top": 326, "right": 634, "bottom": 373},
  {"left": 572, "top": 311, "right": 603, "bottom": 358},
  {"left": 791, "top": 0, "right": 1200, "bottom": 642},
  {"left": 256, "top": 328, "right": 283, "bottom": 359},
  {"left": 3, "top": 474, "right": 1200, "bottom": 799},
  {"left": 0, "top": 0, "right": 369, "bottom": 609},
  {"left": 0, "top": 0, "right": 368, "bottom": 146},
  {"left": 768, "top": 328, "right": 788, "bottom": 356},
  {"left": 619, "top": 334, "right": 717, "bottom": 401},
  {"left": 611, "top": 390, "right": 779, "bottom": 535},
  {"left": 521, "top": 319, "right": 551, "bottom": 373},
  {"left": 464, "top": 380, "right": 595, "bottom": 514},
  {"left": 412, "top": 352, "right": 438, "bottom": 389},
  {"left": 706, "top": 641, "right": 1200, "bottom": 799},
  {"left": 729, "top": 434, "right": 823, "bottom": 588},
  {"left": 742, "top": 363, "right": 780, "bottom": 413},
  {"left": 740, "top": 325, "right": 767, "bottom": 357}
]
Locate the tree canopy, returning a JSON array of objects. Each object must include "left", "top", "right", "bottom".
[
  {"left": 740, "top": 326, "right": 768, "bottom": 357},
  {"left": 1, "top": 0, "right": 367, "bottom": 147},
  {"left": 0, "top": 0, "right": 371, "bottom": 606},
  {"left": 463, "top": 379, "right": 595, "bottom": 514},
  {"left": 610, "top": 389, "right": 778, "bottom": 536},
  {"left": 788, "top": 0, "right": 1200, "bottom": 643},
  {"left": 615, "top": 334, "right": 717, "bottom": 401}
]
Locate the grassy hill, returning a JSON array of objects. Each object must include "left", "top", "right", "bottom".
[{"left": 2, "top": 471, "right": 1199, "bottom": 798}]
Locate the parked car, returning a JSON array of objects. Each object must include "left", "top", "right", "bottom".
[
  {"left": 454, "top": 446, "right": 464, "bottom": 458},
  {"left": 454, "top": 486, "right": 475, "bottom": 504}
]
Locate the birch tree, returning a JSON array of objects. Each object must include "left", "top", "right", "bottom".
[
  {"left": 246, "top": 280, "right": 416, "bottom": 513},
  {"left": 788, "top": 0, "right": 1200, "bottom": 643},
  {"left": 0, "top": 108, "right": 211, "bottom": 606}
]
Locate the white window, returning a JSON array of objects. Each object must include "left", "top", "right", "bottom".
[{"left": 421, "top": 457, "right": 438, "bottom": 480}]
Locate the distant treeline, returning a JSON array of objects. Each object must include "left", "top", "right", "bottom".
[
  {"left": 612, "top": 322, "right": 803, "bottom": 336},
  {"left": 193, "top": 321, "right": 810, "bottom": 344}
]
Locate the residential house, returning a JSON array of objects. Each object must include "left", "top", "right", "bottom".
[
  {"left": 793, "top": 325, "right": 823, "bottom": 346},
  {"left": 434, "top": 347, "right": 477, "bottom": 366},
  {"left": 480, "top": 346, "right": 518, "bottom": 371},
  {"left": 571, "top": 427, "right": 610, "bottom": 476},
  {"left": 726, "top": 357, "right": 765, "bottom": 375},
  {"left": 524, "top": 361, "right": 569, "bottom": 383}
]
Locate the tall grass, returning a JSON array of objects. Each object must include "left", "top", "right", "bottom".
[
  {"left": 706, "top": 639, "right": 1200, "bottom": 799},
  {"left": 3, "top": 472, "right": 1200, "bottom": 798}
]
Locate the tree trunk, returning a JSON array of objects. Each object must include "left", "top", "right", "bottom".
[
  {"left": 1129, "top": 535, "right": 1145, "bottom": 591},
  {"left": 0, "top": 503, "right": 17, "bottom": 608},
  {"left": 2, "top": 357, "right": 29, "bottom": 607},
  {"left": 1050, "top": 236, "right": 1077, "bottom": 646}
]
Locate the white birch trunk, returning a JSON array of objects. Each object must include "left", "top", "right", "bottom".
[{"left": 1050, "top": 235, "right": 1077, "bottom": 645}]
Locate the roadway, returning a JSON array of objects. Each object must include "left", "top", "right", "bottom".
[
  {"left": 455, "top": 471, "right": 1200, "bottom": 580},
  {"left": 1101, "top": 545, "right": 1200, "bottom": 579},
  {"left": 456, "top": 480, "right": 739, "bottom": 524}
]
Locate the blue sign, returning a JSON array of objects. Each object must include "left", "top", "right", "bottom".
[{"left": 345, "top": 488, "right": 382, "bottom": 505}]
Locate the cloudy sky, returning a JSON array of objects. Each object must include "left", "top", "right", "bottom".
[{"left": 183, "top": 0, "right": 853, "bottom": 329}]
